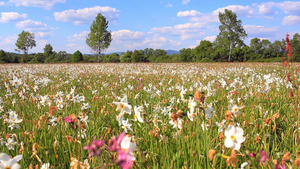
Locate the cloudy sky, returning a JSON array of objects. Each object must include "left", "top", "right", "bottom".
[{"left": 0, "top": 0, "right": 299, "bottom": 54}]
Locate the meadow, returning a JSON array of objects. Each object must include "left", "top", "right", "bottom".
[{"left": 0, "top": 62, "right": 300, "bottom": 169}]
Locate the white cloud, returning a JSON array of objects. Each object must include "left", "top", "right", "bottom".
[
  {"left": 0, "top": 12, "right": 27, "bottom": 23},
  {"left": 276, "top": 1, "right": 300, "bottom": 15},
  {"left": 257, "top": 2, "right": 277, "bottom": 15},
  {"left": 0, "top": 1, "right": 4, "bottom": 6},
  {"left": 8, "top": 0, "right": 65, "bottom": 10},
  {"left": 177, "top": 10, "right": 202, "bottom": 17},
  {"left": 151, "top": 22, "right": 208, "bottom": 40},
  {"left": 0, "top": 35, "right": 18, "bottom": 52},
  {"left": 72, "top": 31, "right": 89, "bottom": 41},
  {"left": 256, "top": 1, "right": 300, "bottom": 16},
  {"left": 170, "top": 40, "right": 181, "bottom": 46},
  {"left": 178, "top": 5, "right": 255, "bottom": 24},
  {"left": 214, "top": 5, "right": 255, "bottom": 17},
  {"left": 203, "top": 35, "right": 217, "bottom": 42},
  {"left": 182, "top": 0, "right": 190, "bottom": 5},
  {"left": 54, "top": 6, "right": 120, "bottom": 25},
  {"left": 112, "top": 30, "right": 145, "bottom": 42},
  {"left": 16, "top": 20, "right": 54, "bottom": 38},
  {"left": 282, "top": 15, "right": 300, "bottom": 26},
  {"left": 244, "top": 25, "right": 280, "bottom": 38}
]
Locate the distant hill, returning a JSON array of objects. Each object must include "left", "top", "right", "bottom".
[{"left": 165, "top": 50, "right": 179, "bottom": 55}]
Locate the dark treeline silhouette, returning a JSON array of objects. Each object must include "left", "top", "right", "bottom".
[{"left": 0, "top": 33, "right": 299, "bottom": 63}]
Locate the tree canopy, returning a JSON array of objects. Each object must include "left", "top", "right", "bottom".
[
  {"left": 215, "top": 9, "right": 247, "bottom": 62},
  {"left": 86, "top": 13, "right": 112, "bottom": 62},
  {"left": 15, "top": 30, "right": 36, "bottom": 63}
]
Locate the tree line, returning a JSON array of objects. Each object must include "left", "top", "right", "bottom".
[{"left": 0, "top": 10, "right": 299, "bottom": 63}]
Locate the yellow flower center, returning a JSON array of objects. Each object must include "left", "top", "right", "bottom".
[
  {"left": 5, "top": 166, "right": 11, "bottom": 169},
  {"left": 120, "top": 104, "right": 125, "bottom": 110},
  {"left": 233, "top": 107, "right": 238, "bottom": 113},
  {"left": 230, "top": 135, "right": 236, "bottom": 141}
]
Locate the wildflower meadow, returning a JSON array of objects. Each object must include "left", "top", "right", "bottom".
[{"left": 0, "top": 61, "right": 300, "bottom": 168}]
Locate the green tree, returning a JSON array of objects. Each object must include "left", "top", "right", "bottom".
[
  {"left": 215, "top": 9, "right": 247, "bottom": 62},
  {"left": 131, "top": 50, "right": 144, "bottom": 62},
  {"left": 250, "top": 38, "right": 262, "bottom": 60},
  {"left": 120, "top": 51, "right": 132, "bottom": 63},
  {"left": 32, "top": 53, "right": 45, "bottom": 63},
  {"left": 290, "top": 33, "right": 300, "bottom": 62},
  {"left": 192, "top": 40, "right": 213, "bottom": 61},
  {"left": 44, "top": 44, "right": 53, "bottom": 58},
  {"left": 15, "top": 30, "right": 36, "bottom": 63},
  {"left": 86, "top": 13, "right": 112, "bottom": 62},
  {"left": 72, "top": 50, "right": 83, "bottom": 62},
  {"left": 179, "top": 48, "right": 192, "bottom": 62},
  {"left": 0, "top": 50, "right": 6, "bottom": 63},
  {"left": 270, "top": 40, "right": 285, "bottom": 58}
]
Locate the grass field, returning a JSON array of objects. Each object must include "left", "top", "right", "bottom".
[{"left": 0, "top": 62, "right": 300, "bottom": 168}]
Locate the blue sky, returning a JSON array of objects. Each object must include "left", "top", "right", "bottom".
[{"left": 0, "top": 0, "right": 300, "bottom": 54}]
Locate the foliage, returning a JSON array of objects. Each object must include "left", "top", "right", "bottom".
[
  {"left": 0, "top": 50, "right": 6, "bottom": 63},
  {"left": 72, "top": 50, "right": 83, "bottom": 62},
  {"left": 86, "top": 13, "right": 112, "bottom": 62},
  {"left": 44, "top": 44, "right": 54, "bottom": 58},
  {"left": 215, "top": 9, "right": 247, "bottom": 62},
  {"left": 15, "top": 30, "right": 36, "bottom": 63}
]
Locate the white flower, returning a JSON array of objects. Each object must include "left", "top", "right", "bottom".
[
  {"left": 187, "top": 111, "right": 196, "bottom": 121},
  {"left": 113, "top": 95, "right": 132, "bottom": 115},
  {"left": 0, "top": 153, "right": 22, "bottom": 169},
  {"left": 224, "top": 125, "right": 245, "bottom": 150},
  {"left": 133, "top": 106, "right": 144, "bottom": 123},
  {"left": 228, "top": 104, "right": 244, "bottom": 116},
  {"left": 120, "top": 135, "right": 136, "bottom": 160},
  {"left": 40, "top": 163, "right": 50, "bottom": 169},
  {"left": 204, "top": 105, "right": 215, "bottom": 119},
  {"left": 121, "top": 119, "right": 133, "bottom": 133},
  {"left": 169, "top": 118, "right": 183, "bottom": 129},
  {"left": 201, "top": 122, "right": 209, "bottom": 131},
  {"left": 6, "top": 137, "right": 17, "bottom": 150},
  {"left": 48, "top": 116, "right": 58, "bottom": 126},
  {"left": 215, "top": 120, "right": 226, "bottom": 133},
  {"left": 240, "top": 162, "right": 248, "bottom": 169},
  {"left": 81, "top": 103, "right": 91, "bottom": 110}
]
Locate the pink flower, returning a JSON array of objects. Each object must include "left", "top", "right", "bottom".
[
  {"left": 259, "top": 151, "right": 270, "bottom": 164},
  {"left": 249, "top": 153, "right": 256, "bottom": 157},
  {"left": 275, "top": 162, "right": 286, "bottom": 169},
  {"left": 64, "top": 116, "right": 72, "bottom": 123},
  {"left": 84, "top": 137, "right": 106, "bottom": 158},
  {"left": 116, "top": 150, "right": 133, "bottom": 169},
  {"left": 108, "top": 132, "right": 125, "bottom": 151}
]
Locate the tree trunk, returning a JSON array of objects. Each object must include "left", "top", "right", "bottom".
[
  {"left": 98, "top": 48, "right": 101, "bottom": 63},
  {"left": 228, "top": 42, "right": 232, "bottom": 62}
]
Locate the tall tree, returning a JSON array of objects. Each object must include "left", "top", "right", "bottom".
[
  {"left": 216, "top": 9, "right": 247, "bottom": 62},
  {"left": 15, "top": 30, "right": 36, "bottom": 63},
  {"left": 44, "top": 44, "right": 53, "bottom": 58},
  {"left": 86, "top": 13, "right": 112, "bottom": 62}
]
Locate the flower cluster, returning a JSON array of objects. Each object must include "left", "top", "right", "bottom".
[{"left": 84, "top": 132, "right": 136, "bottom": 169}]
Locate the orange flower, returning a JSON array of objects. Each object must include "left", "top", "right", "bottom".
[
  {"left": 281, "top": 152, "right": 290, "bottom": 164},
  {"left": 208, "top": 149, "right": 217, "bottom": 161},
  {"left": 225, "top": 110, "right": 232, "bottom": 121},
  {"left": 225, "top": 150, "right": 238, "bottom": 167},
  {"left": 295, "top": 157, "right": 300, "bottom": 167},
  {"left": 194, "top": 91, "right": 205, "bottom": 104}
]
